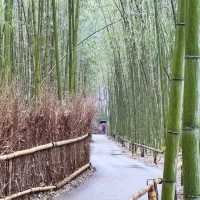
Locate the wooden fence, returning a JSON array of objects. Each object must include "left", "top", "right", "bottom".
[
  {"left": 129, "top": 178, "right": 162, "bottom": 200},
  {"left": 112, "top": 135, "right": 164, "bottom": 164},
  {"left": 0, "top": 133, "right": 91, "bottom": 200}
]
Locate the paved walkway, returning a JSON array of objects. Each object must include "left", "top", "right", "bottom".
[{"left": 55, "top": 134, "right": 162, "bottom": 200}]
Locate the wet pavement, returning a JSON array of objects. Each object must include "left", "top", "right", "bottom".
[{"left": 55, "top": 134, "right": 162, "bottom": 200}]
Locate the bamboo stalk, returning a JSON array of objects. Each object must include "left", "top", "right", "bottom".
[
  {"left": 129, "top": 179, "right": 162, "bottom": 200},
  {"left": 52, "top": 0, "right": 62, "bottom": 100},
  {"left": 3, "top": 0, "right": 13, "bottom": 85},
  {"left": 182, "top": 0, "right": 200, "bottom": 198},
  {"left": 161, "top": 0, "right": 186, "bottom": 199},
  {"left": 0, "top": 134, "right": 89, "bottom": 161},
  {"left": 0, "top": 163, "right": 90, "bottom": 200}
]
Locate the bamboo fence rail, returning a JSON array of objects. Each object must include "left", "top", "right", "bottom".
[
  {"left": 133, "top": 143, "right": 164, "bottom": 154},
  {"left": 0, "top": 134, "right": 89, "bottom": 161},
  {"left": 0, "top": 134, "right": 90, "bottom": 199},
  {"left": 0, "top": 163, "right": 90, "bottom": 200},
  {"left": 115, "top": 135, "right": 163, "bottom": 154},
  {"left": 112, "top": 135, "right": 163, "bottom": 164}
]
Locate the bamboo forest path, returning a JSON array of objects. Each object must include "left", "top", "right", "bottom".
[{"left": 55, "top": 134, "right": 162, "bottom": 200}]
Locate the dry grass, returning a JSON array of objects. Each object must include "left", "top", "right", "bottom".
[{"left": 0, "top": 90, "right": 96, "bottom": 199}]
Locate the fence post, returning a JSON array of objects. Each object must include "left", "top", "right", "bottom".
[
  {"left": 141, "top": 145, "right": 145, "bottom": 157},
  {"left": 148, "top": 180, "right": 159, "bottom": 200},
  {"left": 153, "top": 152, "right": 158, "bottom": 165}
]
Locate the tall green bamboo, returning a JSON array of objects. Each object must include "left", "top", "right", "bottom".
[
  {"left": 161, "top": 0, "right": 186, "bottom": 199},
  {"left": 153, "top": 0, "right": 166, "bottom": 140},
  {"left": 3, "top": 0, "right": 13, "bottom": 84},
  {"left": 0, "top": 0, "right": 176, "bottom": 148},
  {"left": 52, "top": 0, "right": 62, "bottom": 100},
  {"left": 72, "top": 0, "right": 80, "bottom": 92},
  {"left": 32, "top": 0, "right": 41, "bottom": 98},
  {"left": 182, "top": 0, "right": 200, "bottom": 199},
  {"left": 68, "top": 0, "right": 73, "bottom": 93},
  {"left": 68, "top": 0, "right": 80, "bottom": 94}
]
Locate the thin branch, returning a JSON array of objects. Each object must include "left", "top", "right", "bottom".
[
  {"left": 77, "top": 18, "right": 122, "bottom": 46},
  {"left": 170, "top": 0, "right": 176, "bottom": 26}
]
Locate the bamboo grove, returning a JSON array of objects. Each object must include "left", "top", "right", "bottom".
[
  {"left": 1, "top": 0, "right": 200, "bottom": 200},
  {"left": 0, "top": 0, "right": 92, "bottom": 100},
  {"left": 99, "top": 0, "right": 174, "bottom": 149},
  {"left": 96, "top": 0, "right": 200, "bottom": 199}
]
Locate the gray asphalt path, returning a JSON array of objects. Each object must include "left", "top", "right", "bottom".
[{"left": 55, "top": 134, "right": 162, "bottom": 200}]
